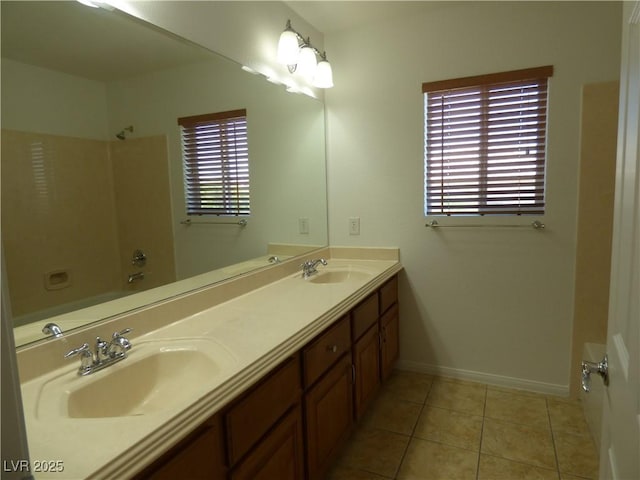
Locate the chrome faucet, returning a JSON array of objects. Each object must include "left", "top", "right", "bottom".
[
  {"left": 301, "top": 258, "right": 328, "bottom": 279},
  {"left": 65, "top": 328, "right": 132, "bottom": 376},
  {"left": 42, "top": 322, "right": 63, "bottom": 338}
]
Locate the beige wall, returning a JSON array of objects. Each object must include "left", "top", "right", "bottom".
[
  {"left": 570, "top": 81, "right": 619, "bottom": 396},
  {"left": 324, "top": 2, "right": 622, "bottom": 392},
  {"left": 1, "top": 129, "right": 178, "bottom": 321}
]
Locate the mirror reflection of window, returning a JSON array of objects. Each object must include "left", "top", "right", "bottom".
[{"left": 178, "top": 109, "right": 251, "bottom": 218}]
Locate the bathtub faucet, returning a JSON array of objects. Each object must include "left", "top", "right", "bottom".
[{"left": 128, "top": 271, "right": 145, "bottom": 283}]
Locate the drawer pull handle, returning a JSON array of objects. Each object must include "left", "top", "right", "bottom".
[{"left": 326, "top": 344, "right": 338, "bottom": 353}]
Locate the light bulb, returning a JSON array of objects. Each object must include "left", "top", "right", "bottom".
[
  {"left": 277, "top": 30, "right": 299, "bottom": 65},
  {"left": 313, "top": 60, "right": 334, "bottom": 88}
]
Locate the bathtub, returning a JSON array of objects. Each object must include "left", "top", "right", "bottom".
[{"left": 581, "top": 342, "right": 606, "bottom": 450}]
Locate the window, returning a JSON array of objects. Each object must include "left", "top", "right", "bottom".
[
  {"left": 423, "top": 66, "right": 553, "bottom": 216},
  {"left": 178, "top": 109, "right": 250, "bottom": 216}
]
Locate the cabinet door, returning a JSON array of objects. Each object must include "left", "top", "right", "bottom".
[
  {"left": 353, "top": 324, "right": 380, "bottom": 419},
  {"left": 305, "top": 354, "right": 354, "bottom": 480},
  {"left": 380, "top": 303, "right": 399, "bottom": 381},
  {"left": 230, "top": 406, "right": 304, "bottom": 480}
]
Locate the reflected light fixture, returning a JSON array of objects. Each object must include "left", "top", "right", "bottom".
[{"left": 277, "top": 20, "right": 334, "bottom": 88}]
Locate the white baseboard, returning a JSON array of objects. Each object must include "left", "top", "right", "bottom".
[{"left": 396, "top": 360, "right": 569, "bottom": 398}]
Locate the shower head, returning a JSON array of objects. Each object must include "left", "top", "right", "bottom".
[{"left": 116, "top": 125, "right": 134, "bottom": 140}]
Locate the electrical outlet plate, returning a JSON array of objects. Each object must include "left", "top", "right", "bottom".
[{"left": 349, "top": 217, "right": 360, "bottom": 235}]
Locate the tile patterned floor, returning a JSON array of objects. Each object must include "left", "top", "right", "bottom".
[{"left": 327, "top": 371, "right": 599, "bottom": 480}]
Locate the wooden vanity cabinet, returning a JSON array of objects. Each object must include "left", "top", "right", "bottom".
[
  {"left": 133, "top": 415, "right": 225, "bottom": 480},
  {"left": 302, "top": 316, "right": 353, "bottom": 480},
  {"left": 134, "top": 273, "right": 400, "bottom": 480}
]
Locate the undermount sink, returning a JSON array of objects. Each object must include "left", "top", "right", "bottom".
[
  {"left": 37, "top": 340, "right": 236, "bottom": 419},
  {"left": 307, "top": 267, "right": 374, "bottom": 284}
]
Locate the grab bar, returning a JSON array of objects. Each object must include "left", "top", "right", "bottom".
[
  {"left": 181, "top": 218, "right": 248, "bottom": 227},
  {"left": 426, "top": 220, "right": 545, "bottom": 230}
]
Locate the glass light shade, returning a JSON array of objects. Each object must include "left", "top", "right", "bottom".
[
  {"left": 297, "top": 46, "right": 318, "bottom": 82},
  {"left": 77, "top": 0, "right": 100, "bottom": 7},
  {"left": 313, "top": 60, "right": 334, "bottom": 88},
  {"left": 277, "top": 30, "right": 299, "bottom": 65}
]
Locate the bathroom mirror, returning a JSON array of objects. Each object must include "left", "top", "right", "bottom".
[{"left": 1, "top": 1, "right": 328, "bottom": 347}]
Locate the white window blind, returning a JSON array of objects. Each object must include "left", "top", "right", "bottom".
[
  {"left": 423, "top": 66, "right": 553, "bottom": 216},
  {"left": 178, "top": 109, "right": 250, "bottom": 216}
]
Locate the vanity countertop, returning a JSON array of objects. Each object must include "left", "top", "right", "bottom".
[{"left": 18, "top": 249, "right": 401, "bottom": 479}]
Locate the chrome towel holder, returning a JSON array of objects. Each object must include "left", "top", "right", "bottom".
[{"left": 426, "top": 220, "right": 545, "bottom": 230}]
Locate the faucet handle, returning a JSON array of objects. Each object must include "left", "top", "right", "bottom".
[
  {"left": 64, "top": 343, "right": 91, "bottom": 359},
  {"left": 112, "top": 328, "right": 132, "bottom": 339},
  {"left": 109, "top": 328, "right": 132, "bottom": 356}
]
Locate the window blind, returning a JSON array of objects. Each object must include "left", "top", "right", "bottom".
[
  {"left": 423, "top": 66, "right": 553, "bottom": 216},
  {"left": 178, "top": 109, "right": 250, "bottom": 216}
]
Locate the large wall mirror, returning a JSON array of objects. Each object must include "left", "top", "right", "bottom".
[{"left": 1, "top": 1, "right": 328, "bottom": 348}]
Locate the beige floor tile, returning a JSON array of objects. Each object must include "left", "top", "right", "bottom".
[
  {"left": 547, "top": 398, "right": 591, "bottom": 436},
  {"left": 326, "top": 465, "right": 393, "bottom": 480},
  {"left": 487, "top": 385, "right": 550, "bottom": 399},
  {"left": 396, "top": 437, "right": 479, "bottom": 480},
  {"left": 361, "top": 391, "right": 423, "bottom": 435},
  {"left": 481, "top": 418, "right": 557, "bottom": 470},
  {"left": 434, "top": 376, "right": 487, "bottom": 388},
  {"left": 426, "top": 378, "right": 487, "bottom": 416},
  {"left": 485, "top": 389, "right": 550, "bottom": 430},
  {"left": 382, "top": 370, "right": 434, "bottom": 404},
  {"left": 334, "top": 426, "right": 410, "bottom": 478},
  {"left": 413, "top": 405, "right": 483, "bottom": 451},
  {"left": 478, "top": 454, "right": 560, "bottom": 480},
  {"left": 553, "top": 431, "right": 599, "bottom": 479}
]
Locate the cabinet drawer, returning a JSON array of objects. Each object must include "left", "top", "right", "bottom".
[
  {"left": 230, "top": 406, "right": 304, "bottom": 480},
  {"left": 351, "top": 293, "right": 379, "bottom": 342},
  {"left": 134, "top": 416, "right": 225, "bottom": 480},
  {"left": 379, "top": 275, "right": 398, "bottom": 314},
  {"left": 225, "top": 355, "right": 301, "bottom": 465},
  {"left": 303, "top": 316, "right": 350, "bottom": 387}
]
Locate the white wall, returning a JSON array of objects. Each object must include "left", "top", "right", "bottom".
[
  {"left": 324, "top": 1, "right": 622, "bottom": 393},
  {"left": 1, "top": 59, "right": 109, "bottom": 139}
]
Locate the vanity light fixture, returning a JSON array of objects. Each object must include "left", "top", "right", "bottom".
[{"left": 277, "top": 20, "right": 334, "bottom": 88}]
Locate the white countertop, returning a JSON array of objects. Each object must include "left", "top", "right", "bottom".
[{"left": 19, "top": 255, "right": 401, "bottom": 479}]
